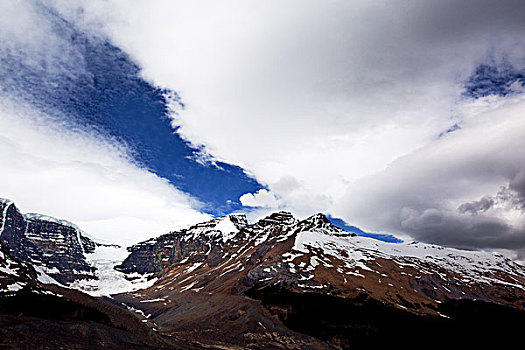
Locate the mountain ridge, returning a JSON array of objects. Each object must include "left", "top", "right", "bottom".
[
  {"left": 108, "top": 209, "right": 525, "bottom": 348},
  {"left": 2, "top": 198, "right": 525, "bottom": 348}
]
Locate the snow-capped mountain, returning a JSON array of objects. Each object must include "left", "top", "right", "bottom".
[
  {"left": 110, "top": 211, "right": 525, "bottom": 348},
  {"left": 0, "top": 198, "right": 157, "bottom": 296},
  {"left": 0, "top": 242, "right": 181, "bottom": 349},
  {"left": 2, "top": 201, "right": 525, "bottom": 348},
  {"left": 117, "top": 211, "right": 525, "bottom": 313}
]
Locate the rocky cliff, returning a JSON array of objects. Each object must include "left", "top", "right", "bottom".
[{"left": 0, "top": 198, "right": 96, "bottom": 284}]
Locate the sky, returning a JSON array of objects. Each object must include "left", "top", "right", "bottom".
[{"left": 1, "top": 1, "right": 525, "bottom": 259}]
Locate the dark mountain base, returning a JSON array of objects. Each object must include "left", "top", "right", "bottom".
[
  {"left": 0, "top": 316, "right": 162, "bottom": 350},
  {"left": 0, "top": 289, "right": 187, "bottom": 350},
  {"left": 110, "top": 291, "right": 329, "bottom": 350},
  {"left": 246, "top": 285, "right": 525, "bottom": 349},
  {"left": 0, "top": 289, "right": 111, "bottom": 324}
]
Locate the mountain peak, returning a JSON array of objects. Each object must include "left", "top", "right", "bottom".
[
  {"left": 0, "top": 197, "right": 13, "bottom": 205},
  {"left": 256, "top": 211, "right": 297, "bottom": 227},
  {"left": 25, "top": 212, "right": 82, "bottom": 233},
  {"left": 296, "top": 212, "right": 347, "bottom": 234},
  {"left": 305, "top": 212, "right": 330, "bottom": 223},
  {"left": 223, "top": 212, "right": 248, "bottom": 228},
  {"left": 0, "top": 201, "right": 97, "bottom": 284}
]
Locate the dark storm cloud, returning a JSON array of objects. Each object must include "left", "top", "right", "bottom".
[
  {"left": 411, "top": 0, "right": 525, "bottom": 40},
  {"left": 458, "top": 178, "right": 525, "bottom": 216},
  {"left": 458, "top": 196, "right": 495, "bottom": 215},
  {"left": 509, "top": 170, "right": 525, "bottom": 206},
  {"left": 329, "top": 1, "right": 525, "bottom": 254},
  {"left": 400, "top": 207, "right": 525, "bottom": 251},
  {"left": 335, "top": 98, "right": 525, "bottom": 253}
]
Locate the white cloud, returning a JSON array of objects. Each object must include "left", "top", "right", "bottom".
[
  {"left": 239, "top": 189, "right": 279, "bottom": 208},
  {"left": 0, "top": 99, "right": 209, "bottom": 245}
]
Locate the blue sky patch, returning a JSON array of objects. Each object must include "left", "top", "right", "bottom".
[
  {"left": 327, "top": 215, "right": 403, "bottom": 243},
  {"left": 464, "top": 60, "right": 525, "bottom": 99},
  {"left": 438, "top": 123, "right": 462, "bottom": 138},
  {"left": 0, "top": 8, "right": 262, "bottom": 216}
]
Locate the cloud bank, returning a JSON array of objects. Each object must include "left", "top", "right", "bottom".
[
  {"left": 0, "top": 0, "right": 213, "bottom": 244},
  {"left": 333, "top": 97, "right": 525, "bottom": 253}
]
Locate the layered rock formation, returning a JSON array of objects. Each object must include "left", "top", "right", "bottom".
[
  {"left": 0, "top": 198, "right": 96, "bottom": 284},
  {"left": 0, "top": 243, "right": 194, "bottom": 349}
]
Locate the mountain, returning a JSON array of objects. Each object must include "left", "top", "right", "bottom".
[
  {"left": 2, "top": 200, "right": 525, "bottom": 348},
  {"left": 116, "top": 211, "right": 525, "bottom": 312},
  {"left": 0, "top": 198, "right": 154, "bottom": 296},
  {"left": 112, "top": 211, "right": 525, "bottom": 348}
]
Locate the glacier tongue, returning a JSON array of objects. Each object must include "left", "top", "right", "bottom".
[{"left": 69, "top": 245, "right": 157, "bottom": 296}]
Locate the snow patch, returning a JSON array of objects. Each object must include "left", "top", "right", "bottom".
[
  {"left": 33, "top": 265, "right": 62, "bottom": 285},
  {"left": 139, "top": 298, "right": 166, "bottom": 303},
  {"left": 6, "top": 282, "right": 25, "bottom": 292},
  {"left": 292, "top": 229, "right": 525, "bottom": 286},
  {"left": 213, "top": 216, "right": 240, "bottom": 242}
]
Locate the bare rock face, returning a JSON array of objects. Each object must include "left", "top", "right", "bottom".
[
  {"left": 0, "top": 199, "right": 96, "bottom": 284},
  {"left": 115, "top": 212, "right": 252, "bottom": 274}
]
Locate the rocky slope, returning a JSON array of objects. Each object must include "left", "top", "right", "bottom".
[
  {"left": 112, "top": 211, "right": 525, "bottom": 348},
  {"left": 0, "top": 198, "right": 97, "bottom": 284}
]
